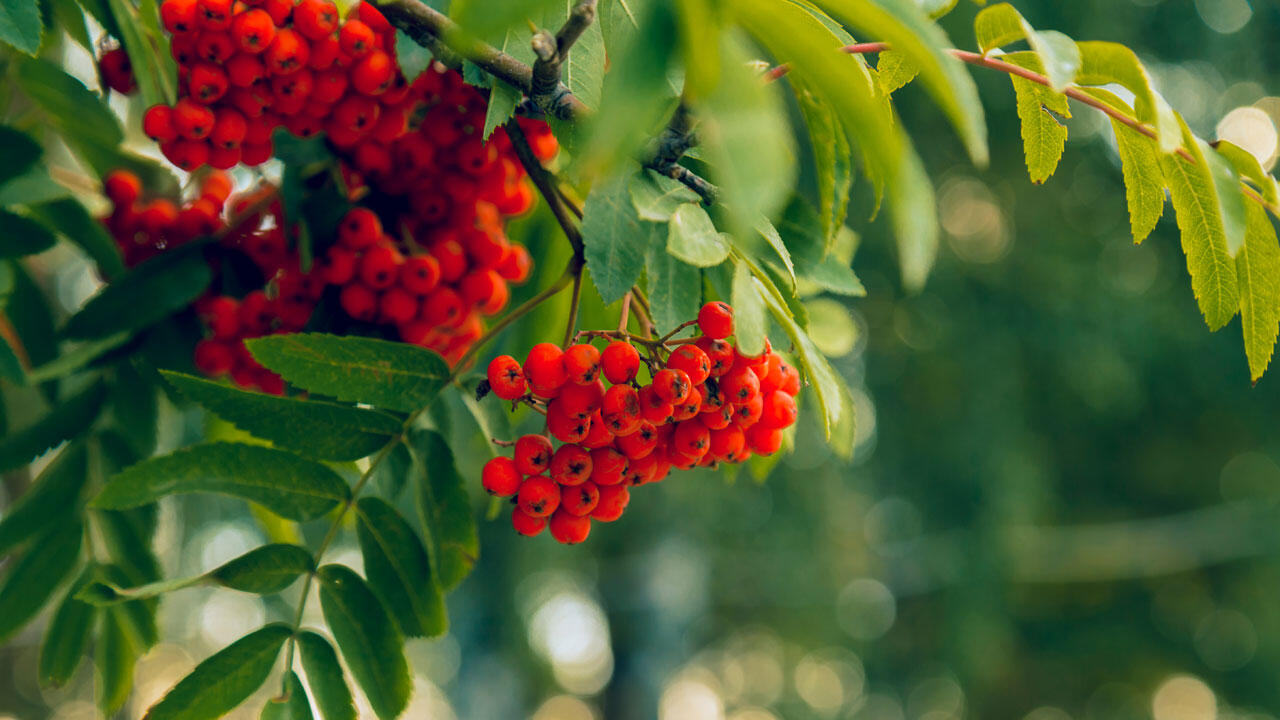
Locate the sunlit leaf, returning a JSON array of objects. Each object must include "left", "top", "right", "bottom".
[{"left": 143, "top": 624, "right": 292, "bottom": 720}]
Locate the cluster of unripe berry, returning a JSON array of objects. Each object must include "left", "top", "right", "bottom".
[
  {"left": 144, "top": 0, "right": 412, "bottom": 169},
  {"left": 482, "top": 302, "right": 801, "bottom": 544},
  {"left": 101, "top": 168, "right": 232, "bottom": 267}
]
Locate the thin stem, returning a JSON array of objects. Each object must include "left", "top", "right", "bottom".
[
  {"left": 629, "top": 285, "right": 655, "bottom": 338},
  {"left": 618, "top": 292, "right": 632, "bottom": 333},
  {"left": 504, "top": 119, "right": 586, "bottom": 265},
  {"left": 659, "top": 319, "right": 697, "bottom": 343},
  {"left": 448, "top": 263, "right": 576, "bottom": 380},
  {"left": 564, "top": 270, "right": 583, "bottom": 347}
]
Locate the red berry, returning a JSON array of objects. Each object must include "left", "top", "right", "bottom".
[
  {"left": 339, "top": 207, "right": 382, "bottom": 249},
  {"left": 517, "top": 475, "right": 560, "bottom": 518},
  {"left": 262, "top": 0, "right": 293, "bottom": 25},
  {"left": 699, "top": 404, "right": 733, "bottom": 431},
  {"left": 673, "top": 419, "right": 711, "bottom": 459},
  {"left": 732, "top": 393, "right": 764, "bottom": 427},
  {"left": 421, "top": 288, "right": 465, "bottom": 328},
  {"left": 759, "top": 390, "right": 797, "bottom": 429},
  {"left": 667, "top": 344, "right": 711, "bottom": 386},
  {"left": 351, "top": 50, "right": 394, "bottom": 95},
  {"left": 697, "top": 301, "right": 734, "bottom": 339},
  {"left": 638, "top": 385, "right": 674, "bottom": 425},
  {"left": 652, "top": 368, "right": 691, "bottom": 404},
  {"left": 161, "top": 0, "right": 198, "bottom": 34},
  {"left": 496, "top": 244, "right": 532, "bottom": 283},
  {"left": 293, "top": 0, "right": 339, "bottom": 39},
  {"left": 399, "top": 255, "right": 440, "bottom": 295},
  {"left": 549, "top": 444, "right": 593, "bottom": 486},
  {"left": 696, "top": 336, "right": 735, "bottom": 377},
  {"left": 580, "top": 412, "right": 615, "bottom": 450},
  {"left": 563, "top": 344, "right": 601, "bottom": 385},
  {"left": 242, "top": 141, "right": 273, "bottom": 166},
  {"left": 198, "top": 296, "right": 240, "bottom": 338},
  {"left": 560, "top": 481, "right": 600, "bottom": 516},
  {"left": 379, "top": 287, "right": 417, "bottom": 325},
  {"left": 481, "top": 457, "right": 521, "bottom": 497},
  {"left": 264, "top": 29, "right": 309, "bottom": 75},
  {"left": 332, "top": 94, "right": 379, "bottom": 132},
  {"left": 720, "top": 365, "right": 761, "bottom": 404},
  {"left": 486, "top": 355, "right": 526, "bottom": 400},
  {"left": 601, "top": 341, "right": 640, "bottom": 384},
  {"left": 195, "top": 31, "right": 235, "bottom": 63},
  {"left": 746, "top": 424, "right": 783, "bottom": 455},
  {"left": 459, "top": 269, "right": 505, "bottom": 312},
  {"left": 588, "top": 447, "right": 628, "bottom": 486},
  {"left": 173, "top": 98, "right": 216, "bottom": 139},
  {"left": 779, "top": 362, "right": 801, "bottom": 396},
  {"left": 514, "top": 434, "right": 553, "bottom": 475},
  {"left": 231, "top": 9, "right": 276, "bottom": 53},
  {"left": 709, "top": 424, "right": 746, "bottom": 462},
  {"left": 548, "top": 508, "right": 591, "bottom": 544},
  {"left": 546, "top": 402, "right": 590, "bottom": 443},
  {"left": 143, "top": 105, "right": 177, "bottom": 143},
  {"left": 103, "top": 170, "right": 141, "bottom": 206},
  {"left": 239, "top": 291, "right": 274, "bottom": 334},
  {"left": 358, "top": 244, "right": 402, "bottom": 289},
  {"left": 196, "top": 0, "right": 232, "bottom": 29},
  {"left": 591, "top": 484, "right": 629, "bottom": 522},
  {"left": 524, "top": 343, "right": 567, "bottom": 398},
  {"left": 512, "top": 508, "right": 546, "bottom": 537},
  {"left": 210, "top": 107, "right": 247, "bottom": 149},
  {"left": 194, "top": 339, "right": 235, "bottom": 375},
  {"left": 672, "top": 386, "right": 703, "bottom": 422},
  {"left": 338, "top": 19, "right": 375, "bottom": 58},
  {"left": 339, "top": 283, "right": 378, "bottom": 321},
  {"left": 207, "top": 144, "right": 242, "bottom": 170},
  {"left": 617, "top": 420, "right": 659, "bottom": 457}
]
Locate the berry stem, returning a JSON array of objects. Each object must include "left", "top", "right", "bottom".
[
  {"left": 503, "top": 118, "right": 586, "bottom": 266},
  {"left": 658, "top": 319, "right": 698, "bottom": 344},
  {"left": 564, "top": 269, "right": 583, "bottom": 347},
  {"left": 618, "top": 291, "right": 631, "bottom": 334}
]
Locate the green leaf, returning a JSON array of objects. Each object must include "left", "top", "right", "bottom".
[
  {"left": 565, "top": 1, "right": 606, "bottom": 109},
  {"left": 412, "top": 431, "right": 478, "bottom": 591},
  {"left": 0, "top": 210, "right": 56, "bottom": 259},
  {"left": 97, "top": 603, "right": 141, "bottom": 715},
  {"left": 889, "top": 141, "right": 938, "bottom": 291},
  {"left": 261, "top": 672, "right": 314, "bottom": 720},
  {"left": 0, "top": 125, "right": 42, "bottom": 187},
  {"left": 0, "top": 166, "right": 72, "bottom": 207},
  {"left": 1160, "top": 116, "right": 1243, "bottom": 330},
  {"left": 754, "top": 215, "right": 796, "bottom": 286},
  {"left": 317, "top": 565, "right": 411, "bottom": 720},
  {"left": 356, "top": 497, "right": 447, "bottom": 638},
  {"left": 731, "top": 261, "right": 768, "bottom": 356},
  {"left": 875, "top": 50, "right": 919, "bottom": 95},
  {"left": 0, "top": 380, "right": 105, "bottom": 473},
  {"left": 163, "top": 372, "right": 403, "bottom": 461},
  {"left": 142, "top": 624, "right": 292, "bottom": 720},
  {"left": 27, "top": 198, "right": 126, "bottom": 277},
  {"left": 0, "top": 0, "right": 43, "bottom": 54},
  {"left": 297, "top": 631, "right": 357, "bottom": 720},
  {"left": 644, "top": 239, "right": 701, "bottom": 334},
  {"left": 811, "top": 0, "right": 988, "bottom": 165},
  {"left": 92, "top": 443, "right": 350, "bottom": 521},
  {"left": 81, "top": 543, "right": 314, "bottom": 605},
  {"left": 98, "top": 562, "right": 159, "bottom": 649},
  {"left": 1111, "top": 115, "right": 1166, "bottom": 244},
  {"left": 668, "top": 203, "right": 729, "bottom": 267},
  {"left": 582, "top": 170, "right": 653, "bottom": 303},
  {"left": 39, "top": 567, "right": 97, "bottom": 688},
  {"left": 674, "top": 0, "right": 720, "bottom": 99},
  {"left": 63, "top": 243, "right": 212, "bottom": 339},
  {"left": 394, "top": 29, "right": 433, "bottom": 84},
  {"left": 973, "top": 3, "right": 1080, "bottom": 92},
  {"left": 0, "top": 334, "right": 22, "bottom": 384},
  {"left": 24, "top": 332, "right": 132, "bottom": 384},
  {"left": 1002, "top": 52, "right": 1070, "bottom": 184},
  {"left": 105, "top": 0, "right": 166, "bottom": 106},
  {"left": 481, "top": 30, "right": 524, "bottom": 140},
  {"left": 449, "top": 0, "right": 563, "bottom": 41},
  {"left": 699, "top": 32, "right": 796, "bottom": 236},
  {"left": 1075, "top": 41, "right": 1180, "bottom": 154},
  {"left": 0, "top": 521, "right": 82, "bottom": 643},
  {"left": 245, "top": 333, "right": 449, "bottom": 414},
  {"left": 804, "top": 297, "right": 859, "bottom": 357},
  {"left": 1236, "top": 203, "right": 1280, "bottom": 382},
  {"left": 630, "top": 171, "right": 700, "bottom": 222},
  {"left": 1215, "top": 140, "right": 1279, "bottom": 208},
  {"left": 792, "top": 82, "right": 852, "bottom": 249},
  {"left": 16, "top": 57, "right": 124, "bottom": 163}
]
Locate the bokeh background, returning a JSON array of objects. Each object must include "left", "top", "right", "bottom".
[{"left": 6, "top": 0, "right": 1280, "bottom": 718}]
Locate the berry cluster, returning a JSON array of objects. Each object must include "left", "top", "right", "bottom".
[
  {"left": 101, "top": 168, "right": 232, "bottom": 267},
  {"left": 146, "top": 0, "right": 411, "bottom": 170},
  {"left": 482, "top": 302, "right": 801, "bottom": 544}
]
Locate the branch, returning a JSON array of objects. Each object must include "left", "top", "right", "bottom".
[
  {"left": 530, "top": 0, "right": 597, "bottom": 117},
  {"left": 504, "top": 118, "right": 585, "bottom": 267},
  {"left": 644, "top": 102, "right": 719, "bottom": 205}
]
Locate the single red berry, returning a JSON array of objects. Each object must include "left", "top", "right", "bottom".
[
  {"left": 338, "top": 207, "right": 382, "bottom": 249},
  {"left": 779, "top": 362, "right": 801, "bottom": 396},
  {"left": 732, "top": 393, "right": 764, "bottom": 427},
  {"left": 549, "top": 508, "right": 591, "bottom": 544},
  {"left": 458, "top": 268, "right": 502, "bottom": 309},
  {"left": 624, "top": 452, "right": 661, "bottom": 485},
  {"left": 699, "top": 404, "right": 733, "bottom": 431},
  {"left": 308, "top": 33, "right": 341, "bottom": 70},
  {"left": 356, "top": 2, "right": 392, "bottom": 32},
  {"left": 163, "top": 139, "right": 211, "bottom": 171},
  {"left": 588, "top": 447, "right": 628, "bottom": 486},
  {"left": 196, "top": 0, "right": 232, "bottom": 29},
  {"left": 560, "top": 481, "right": 600, "bottom": 516},
  {"left": 399, "top": 255, "right": 441, "bottom": 295},
  {"left": 206, "top": 144, "right": 241, "bottom": 171},
  {"left": 293, "top": 0, "right": 339, "bottom": 39},
  {"left": 261, "top": 0, "right": 293, "bottom": 26},
  {"left": 697, "top": 301, "right": 734, "bottom": 339},
  {"left": 379, "top": 287, "right": 418, "bottom": 325},
  {"left": 193, "top": 338, "right": 235, "bottom": 376},
  {"left": 351, "top": 50, "right": 394, "bottom": 95},
  {"left": 173, "top": 98, "right": 216, "bottom": 139},
  {"left": 696, "top": 336, "right": 735, "bottom": 378},
  {"left": 511, "top": 508, "right": 546, "bottom": 537},
  {"left": 546, "top": 402, "right": 590, "bottom": 443},
  {"left": 601, "top": 383, "right": 640, "bottom": 420},
  {"left": 550, "top": 444, "right": 593, "bottom": 486},
  {"left": 230, "top": 8, "right": 276, "bottom": 53},
  {"left": 481, "top": 457, "right": 522, "bottom": 497},
  {"left": 591, "top": 484, "right": 629, "bottom": 522},
  {"left": 673, "top": 420, "right": 711, "bottom": 459},
  {"left": 238, "top": 291, "right": 274, "bottom": 334},
  {"left": 746, "top": 424, "right": 783, "bottom": 455},
  {"left": 709, "top": 424, "right": 746, "bottom": 462},
  {"left": 720, "top": 365, "right": 761, "bottom": 404},
  {"left": 486, "top": 355, "right": 527, "bottom": 400},
  {"left": 514, "top": 434, "right": 553, "bottom": 475},
  {"left": 358, "top": 244, "right": 402, "bottom": 289},
  {"left": 264, "top": 29, "right": 309, "bottom": 75},
  {"left": 496, "top": 244, "right": 532, "bottom": 283},
  {"left": 143, "top": 105, "right": 177, "bottom": 143},
  {"left": 338, "top": 19, "right": 375, "bottom": 58},
  {"left": 652, "top": 368, "right": 691, "bottom": 405},
  {"left": 524, "top": 343, "right": 567, "bottom": 398},
  {"left": 672, "top": 386, "right": 702, "bottom": 422},
  {"left": 563, "top": 344, "right": 601, "bottom": 385},
  {"left": 580, "top": 412, "right": 615, "bottom": 450},
  {"left": 601, "top": 341, "right": 640, "bottom": 384},
  {"left": 638, "top": 385, "right": 674, "bottom": 425},
  {"left": 667, "top": 344, "right": 711, "bottom": 386},
  {"left": 421, "top": 288, "right": 465, "bottom": 328},
  {"left": 242, "top": 141, "right": 273, "bottom": 166},
  {"left": 517, "top": 475, "right": 560, "bottom": 518},
  {"left": 210, "top": 107, "right": 247, "bottom": 149},
  {"left": 759, "top": 390, "right": 798, "bottom": 429},
  {"left": 160, "top": 0, "right": 198, "bottom": 34},
  {"left": 332, "top": 94, "right": 380, "bottom": 132},
  {"left": 198, "top": 296, "right": 240, "bottom": 338},
  {"left": 339, "top": 283, "right": 378, "bottom": 322},
  {"left": 103, "top": 169, "right": 142, "bottom": 207}
]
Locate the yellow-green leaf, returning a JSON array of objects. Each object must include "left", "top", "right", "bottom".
[
  {"left": 1215, "top": 140, "right": 1279, "bottom": 208},
  {"left": 1002, "top": 52, "right": 1069, "bottom": 184},
  {"left": 1236, "top": 203, "right": 1280, "bottom": 382},
  {"left": 875, "top": 50, "right": 919, "bottom": 95},
  {"left": 1112, "top": 118, "right": 1166, "bottom": 243},
  {"left": 1075, "top": 41, "right": 1180, "bottom": 154},
  {"left": 974, "top": 3, "right": 1080, "bottom": 92}
]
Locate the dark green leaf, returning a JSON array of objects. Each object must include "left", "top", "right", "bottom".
[
  {"left": 39, "top": 567, "right": 97, "bottom": 688},
  {"left": 163, "top": 371, "right": 403, "bottom": 461},
  {"left": 92, "top": 443, "right": 350, "bottom": 521},
  {"left": 105, "top": 0, "right": 166, "bottom": 106},
  {"left": 731, "top": 261, "right": 768, "bottom": 356},
  {"left": 97, "top": 604, "right": 141, "bottom": 715},
  {"left": 630, "top": 171, "right": 699, "bottom": 222},
  {"left": 142, "top": 623, "right": 292, "bottom": 720},
  {"left": 297, "top": 631, "right": 356, "bottom": 720},
  {"left": 98, "top": 563, "right": 159, "bottom": 649},
  {"left": 261, "top": 671, "right": 314, "bottom": 720},
  {"left": 668, "top": 203, "right": 728, "bottom": 267},
  {"left": 0, "top": 521, "right": 83, "bottom": 643},
  {"left": 317, "top": 565, "right": 411, "bottom": 720},
  {"left": 0, "top": 210, "right": 56, "bottom": 259},
  {"left": 0, "top": 126, "right": 41, "bottom": 186},
  {"left": 8, "top": 262, "right": 56, "bottom": 371},
  {"left": 109, "top": 360, "right": 159, "bottom": 457},
  {"left": 245, "top": 333, "right": 449, "bottom": 414},
  {"left": 98, "top": 509, "right": 161, "bottom": 588},
  {"left": 16, "top": 57, "right": 124, "bottom": 159},
  {"left": 582, "top": 170, "right": 653, "bottom": 304},
  {"left": 0, "top": 166, "right": 72, "bottom": 206},
  {"left": 412, "top": 430, "right": 478, "bottom": 591},
  {"left": 645, "top": 238, "right": 701, "bottom": 333},
  {"left": 27, "top": 198, "right": 126, "bottom": 277},
  {"left": 63, "top": 242, "right": 212, "bottom": 339},
  {"left": 0, "top": 381, "right": 105, "bottom": 473},
  {"left": 0, "top": 335, "right": 21, "bottom": 384},
  {"left": 0, "top": 0, "right": 43, "bottom": 54},
  {"left": 80, "top": 543, "right": 314, "bottom": 605},
  {"left": 24, "top": 332, "right": 132, "bottom": 384},
  {"left": 792, "top": 82, "right": 852, "bottom": 249},
  {"left": 357, "top": 497, "right": 447, "bottom": 638}
]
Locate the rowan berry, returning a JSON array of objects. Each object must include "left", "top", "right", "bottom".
[
  {"left": 378, "top": 287, "right": 417, "bottom": 325},
  {"left": 196, "top": 0, "right": 232, "bottom": 29},
  {"left": 352, "top": 50, "right": 394, "bottom": 95},
  {"left": 580, "top": 412, "right": 615, "bottom": 449},
  {"left": 161, "top": 0, "right": 198, "bottom": 34},
  {"left": 338, "top": 207, "right": 382, "bottom": 249},
  {"left": 514, "top": 434, "right": 553, "bottom": 475},
  {"left": 264, "top": 29, "right": 309, "bottom": 75},
  {"left": 673, "top": 420, "right": 711, "bottom": 459},
  {"left": 198, "top": 296, "right": 240, "bottom": 338},
  {"left": 196, "top": 31, "right": 235, "bottom": 63},
  {"left": 759, "top": 390, "right": 797, "bottom": 429},
  {"left": 207, "top": 144, "right": 241, "bottom": 171},
  {"left": 497, "top": 244, "right": 532, "bottom": 283},
  {"left": 746, "top": 424, "right": 783, "bottom": 455},
  {"left": 210, "top": 107, "right": 247, "bottom": 149},
  {"left": 481, "top": 456, "right": 522, "bottom": 497},
  {"left": 587, "top": 447, "right": 628, "bottom": 486},
  {"left": 458, "top": 268, "right": 502, "bottom": 309},
  {"left": 261, "top": 0, "right": 293, "bottom": 26},
  {"left": 615, "top": 421, "right": 658, "bottom": 459},
  {"left": 173, "top": 98, "right": 215, "bottom": 139},
  {"left": 293, "top": 0, "right": 339, "bottom": 39},
  {"left": 560, "top": 481, "right": 600, "bottom": 516},
  {"left": 194, "top": 338, "right": 235, "bottom": 375},
  {"left": 697, "top": 301, "right": 734, "bottom": 339},
  {"left": 557, "top": 380, "right": 604, "bottom": 420},
  {"left": 601, "top": 341, "right": 640, "bottom": 384},
  {"left": 339, "top": 283, "right": 378, "bottom": 322},
  {"left": 672, "top": 386, "right": 702, "bottom": 422},
  {"left": 239, "top": 291, "right": 274, "bottom": 334},
  {"left": 667, "top": 344, "right": 711, "bottom": 385},
  {"left": 486, "top": 355, "right": 526, "bottom": 400},
  {"left": 241, "top": 142, "right": 273, "bottom": 166},
  {"left": 517, "top": 475, "right": 560, "bottom": 518},
  {"left": 103, "top": 170, "right": 142, "bottom": 206},
  {"left": 143, "top": 105, "right": 177, "bottom": 143},
  {"left": 591, "top": 484, "right": 629, "bottom": 522},
  {"left": 308, "top": 34, "right": 340, "bottom": 70},
  {"left": 546, "top": 403, "right": 590, "bottom": 443},
  {"left": 720, "top": 365, "right": 761, "bottom": 404},
  {"left": 778, "top": 362, "right": 801, "bottom": 396},
  {"left": 699, "top": 404, "right": 733, "bottom": 431},
  {"left": 524, "top": 343, "right": 567, "bottom": 397},
  {"left": 709, "top": 424, "right": 746, "bottom": 462},
  {"left": 732, "top": 393, "right": 764, "bottom": 427},
  {"left": 339, "top": 20, "right": 376, "bottom": 58},
  {"left": 549, "top": 508, "right": 591, "bottom": 544},
  {"left": 512, "top": 508, "right": 546, "bottom": 537},
  {"left": 421, "top": 288, "right": 465, "bottom": 328},
  {"left": 399, "top": 255, "right": 440, "bottom": 295},
  {"left": 332, "top": 94, "right": 379, "bottom": 132},
  {"left": 652, "top": 368, "right": 691, "bottom": 404},
  {"left": 638, "top": 385, "right": 674, "bottom": 425},
  {"left": 560, "top": 344, "right": 600, "bottom": 385},
  {"left": 271, "top": 69, "right": 314, "bottom": 103},
  {"left": 550, "top": 444, "right": 593, "bottom": 486}
]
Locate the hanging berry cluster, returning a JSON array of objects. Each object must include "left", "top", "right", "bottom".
[
  {"left": 101, "top": 168, "right": 232, "bottom": 267},
  {"left": 481, "top": 302, "right": 802, "bottom": 544}
]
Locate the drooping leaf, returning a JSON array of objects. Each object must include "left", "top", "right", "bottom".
[
  {"left": 142, "top": 624, "right": 292, "bottom": 720},
  {"left": 875, "top": 50, "right": 919, "bottom": 94},
  {"left": 97, "top": 603, "right": 141, "bottom": 715},
  {"left": 261, "top": 671, "right": 315, "bottom": 720},
  {"left": 0, "top": 0, "right": 43, "bottom": 54},
  {"left": 1160, "top": 116, "right": 1243, "bottom": 330},
  {"left": 973, "top": 3, "right": 1081, "bottom": 92},
  {"left": 245, "top": 333, "right": 449, "bottom": 413},
  {"left": 39, "top": 567, "right": 97, "bottom": 688},
  {"left": 97, "top": 563, "right": 159, "bottom": 650},
  {"left": 0, "top": 210, "right": 56, "bottom": 259},
  {"left": 27, "top": 198, "right": 126, "bottom": 277},
  {"left": 644, "top": 240, "right": 701, "bottom": 334},
  {"left": 394, "top": 29, "right": 433, "bottom": 84},
  {"left": 481, "top": 29, "right": 526, "bottom": 140},
  {"left": 297, "top": 631, "right": 357, "bottom": 720},
  {"left": 356, "top": 497, "right": 447, "bottom": 638},
  {"left": 1111, "top": 116, "right": 1166, "bottom": 244},
  {"left": 0, "top": 442, "right": 87, "bottom": 556},
  {"left": 412, "top": 430, "right": 478, "bottom": 591},
  {"left": 1001, "top": 52, "right": 1070, "bottom": 184},
  {"left": 317, "top": 565, "right": 411, "bottom": 720},
  {"left": 1236, "top": 203, "right": 1280, "bottom": 382},
  {"left": 8, "top": 263, "right": 56, "bottom": 372},
  {"left": 630, "top": 171, "right": 700, "bottom": 222},
  {"left": 16, "top": 57, "right": 124, "bottom": 164},
  {"left": 105, "top": 0, "right": 166, "bottom": 106},
  {"left": 163, "top": 371, "right": 403, "bottom": 461},
  {"left": 1215, "top": 140, "right": 1279, "bottom": 208},
  {"left": 668, "top": 203, "right": 729, "bottom": 267},
  {"left": 62, "top": 243, "right": 212, "bottom": 339},
  {"left": 24, "top": 332, "right": 132, "bottom": 384},
  {"left": 731, "top": 261, "right": 768, "bottom": 356},
  {"left": 80, "top": 544, "right": 315, "bottom": 605},
  {"left": 0, "top": 380, "right": 105, "bottom": 473},
  {"left": 754, "top": 215, "right": 797, "bottom": 286},
  {"left": 791, "top": 81, "right": 853, "bottom": 250},
  {"left": 582, "top": 170, "right": 653, "bottom": 303},
  {"left": 92, "top": 443, "right": 350, "bottom": 521},
  {"left": 0, "top": 125, "right": 41, "bottom": 186},
  {"left": 889, "top": 141, "right": 938, "bottom": 291},
  {"left": 0, "top": 521, "right": 83, "bottom": 643},
  {"left": 1075, "top": 41, "right": 1180, "bottom": 154}
]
